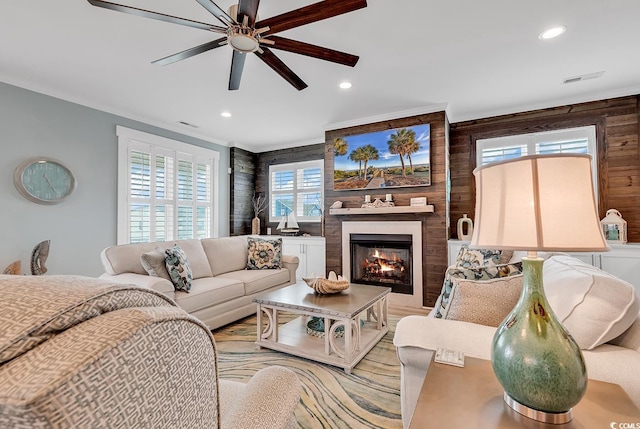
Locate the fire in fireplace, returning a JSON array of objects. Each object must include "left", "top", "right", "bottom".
[{"left": 350, "top": 233, "right": 413, "bottom": 294}]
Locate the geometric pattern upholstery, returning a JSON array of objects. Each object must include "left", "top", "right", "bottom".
[
  {"left": 0, "top": 275, "right": 176, "bottom": 364},
  {"left": 0, "top": 275, "right": 301, "bottom": 429},
  {"left": 0, "top": 306, "right": 220, "bottom": 428}
]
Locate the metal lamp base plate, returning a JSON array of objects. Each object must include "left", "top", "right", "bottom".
[{"left": 504, "top": 392, "right": 573, "bottom": 424}]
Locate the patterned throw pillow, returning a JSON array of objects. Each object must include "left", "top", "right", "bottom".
[
  {"left": 140, "top": 249, "right": 172, "bottom": 281},
  {"left": 247, "top": 237, "right": 282, "bottom": 270},
  {"left": 443, "top": 275, "right": 524, "bottom": 327},
  {"left": 433, "top": 262, "right": 523, "bottom": 319},
  {"left": 164, "top": 245, "right": 193, "bottom": 292},
  {"left": 455, "top": 245, "right": 502, "bottom": 268}
]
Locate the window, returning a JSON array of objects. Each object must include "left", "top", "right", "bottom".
[
  {"left": 269, "top": 160, "right": 323, "bottom": 222},
  {"left": 476, "top": 125, "right": 597, "bottom": 191},
  {"left": 117, "top": 126, "right": 219, "bottom": 244}
]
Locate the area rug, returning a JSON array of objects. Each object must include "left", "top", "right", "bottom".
[{"left": 213, "top": 314, "right": 403, "bottom": 429}]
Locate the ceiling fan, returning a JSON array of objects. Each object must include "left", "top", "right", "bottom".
[{"left": 87, "top": 0, "right": 367, "bottom": 90}]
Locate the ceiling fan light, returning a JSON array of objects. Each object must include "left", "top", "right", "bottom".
[
  {"left": 539, "top": 25, "right": 566, "bottom": 40},
  {"left": 228, "top": 34, "right": 259, "bottom": 53}
]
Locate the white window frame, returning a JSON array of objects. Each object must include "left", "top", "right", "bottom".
[
  {"left": 476, "top": 125, "right": 598, "bottom": 195},
  {"left": 116, "top": 126, "right": 219, "bottom": 244},
  {"left": 269, "top": 160, "right": 324, "bottom": 223}
]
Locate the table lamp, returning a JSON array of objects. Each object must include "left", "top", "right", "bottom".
[{"left": 470, "top": 154, "right": 609, "bottom": 423}]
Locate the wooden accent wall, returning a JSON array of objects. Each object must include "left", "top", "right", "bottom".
[
  {"left": 229, "top": 147, "right": 257, "bottom": 236},
  {"left": 255, "top": 143, "right": 325, "bottom": 236},
  {"left": 449, "top": 95, "right": 640, "bottom": 242},
  {"left": 324, "top": 112, "right": 449, "bottom": 307}
]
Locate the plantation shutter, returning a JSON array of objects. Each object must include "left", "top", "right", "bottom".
[
  {"left": 269, "top": 160, "right": 323, "bottom": 222},
  {"left": 123, "top": 135, "right": 215, "bottom": 243}
]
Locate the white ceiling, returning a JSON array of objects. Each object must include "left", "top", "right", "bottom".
[{"left": 2, "top": 1, "right": 640, "bottom": 152}]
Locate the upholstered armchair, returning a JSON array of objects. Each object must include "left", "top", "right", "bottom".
[{"left": 0, "top": 275, "right": 301, "bottom": 428}]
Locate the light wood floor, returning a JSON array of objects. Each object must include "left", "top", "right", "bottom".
[{"left": 389, "top": 305, "right": 431, "bottom": 317}]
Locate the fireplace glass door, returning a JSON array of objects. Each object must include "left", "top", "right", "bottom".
[{"left": 350, "top": 233, "right": 412, "bottom": 294}]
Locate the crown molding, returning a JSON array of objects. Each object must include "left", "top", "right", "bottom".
[
  {"left": 450, "top": 86, "right": 640, "bottom": 124},
  {"left": 0, "top": 75, "right": 230, "bottom": 148},
  {"left": 324, "top": 103, "right": 449, "bottom": 132}
]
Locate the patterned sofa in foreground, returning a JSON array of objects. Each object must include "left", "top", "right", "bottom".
[{"left": 0, "top": 275, "right": 301, "bottom": 428}]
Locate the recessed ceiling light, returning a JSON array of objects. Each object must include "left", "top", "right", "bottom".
[
  {"left": 221, "top": 111, "right": 232, "bottom": 118},
  {"left": 539, "top": 26, "right": 566, "bottom": 40},
  {"left": 339, "top": 81, "right": 352, "bottom": 89}
]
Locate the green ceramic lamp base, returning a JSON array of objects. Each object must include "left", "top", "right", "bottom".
[
  {"left": 504, "top": 392, "right": 573, "bottom": 424},
  {"left": 492, "top": 256, "right": 587, "bottom": 421}
]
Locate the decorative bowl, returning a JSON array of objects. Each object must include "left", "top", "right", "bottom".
[{"left": 303, "top": 271, "right": 349, "bottom": 294}]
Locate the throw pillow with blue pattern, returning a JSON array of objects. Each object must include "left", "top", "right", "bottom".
[
  {"left": 164, "top": 244, "right": 193, "bottom": 292},
  {"left": 434, "top": 262, "right": 523, "bottom": 319},
  {"left": 455, "top": 245, "right": 502, "bottom": 268},
  {"left": 247, "top": 237, "right": 282, "bottom": 270}
]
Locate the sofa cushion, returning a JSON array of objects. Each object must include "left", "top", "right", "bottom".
[
  {"left": 165, "top": 245, "right": 193, "bottom": 292},
  {"left": 101, "top": 242, "right": 161, "bottom": 275},
  {"left": 175, "top": 277, "right": 245, "bottom": 313},
  {"left": 218, "top": 269, "right": 290, "bottom": 295},
  {"left": 101, "top": 240, "right": 212, "bottom": 279},
  {"left": 174, "top": 239, "right": 213, "bottom": 279},
  {"left": 544, "top": 255, "right": 640, "bottom": 350},
  {"left": 444, "top": 275, "right": 523, "bottom": 327},
  {"left": 247, "top": 237, "right": 283, "bottom": 270},
  {"left": 202, "top": 236, "right": 249, "bottom": 276},
  {"left": 140, "top": 249, "right": 172, "bottom": 281},
  {"left": 434, "top": 262, "right": 523, "bottom": 319},
  {"left": 455, "top": 245, "right": 502, "bottom": 268}
]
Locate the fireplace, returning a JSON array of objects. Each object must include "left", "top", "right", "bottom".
[
  {"left": 342, "top": 221, "right": 423, "bottom": 308},
  {"left": 350, "top": 234, "right": 413, "bottom": 294}
]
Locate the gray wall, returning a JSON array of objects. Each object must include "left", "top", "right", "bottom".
[{"left": 0, "top": 82, "right": 230, "bottom": 277}]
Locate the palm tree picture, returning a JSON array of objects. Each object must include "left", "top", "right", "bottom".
[{"left": 333, "top": 123, "right": 431, "bottom": 190}]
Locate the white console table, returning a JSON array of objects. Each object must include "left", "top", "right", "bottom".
[{"left": 448, "top": 239, "right": 640, "bottom": 296}]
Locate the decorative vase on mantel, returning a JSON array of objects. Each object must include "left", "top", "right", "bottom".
[
  {"left": 251, "top": 217, "right": 260, "bottom": 235},
  {"left": 457, "top": 214, "right": 474, "bottom": 241}
]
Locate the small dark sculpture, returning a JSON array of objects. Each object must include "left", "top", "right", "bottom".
[{"left": 31, "top": 240, "right": 50, "bottom": 275}]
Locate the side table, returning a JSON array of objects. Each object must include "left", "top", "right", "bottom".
[{"left": 409, "top": 356, "right": 640, "bottom": 428}]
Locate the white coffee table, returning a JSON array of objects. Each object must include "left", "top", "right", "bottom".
[{"left": 253, "top": 282, "right": 390, "bottom": 374}]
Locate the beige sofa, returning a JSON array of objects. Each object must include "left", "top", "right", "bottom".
[
  {"left": 0, "top": 275, "right": 301, "bottom": 428},
  {"left": 100, "top": 236, "right": 298, "bottom": 329},
  {"left": 394, "top": 254, "right": 640, "bottom": 427}
]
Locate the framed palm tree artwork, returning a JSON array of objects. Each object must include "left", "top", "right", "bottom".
[{"left": 332, "top": 123, "right": 431, "bottom": 190}]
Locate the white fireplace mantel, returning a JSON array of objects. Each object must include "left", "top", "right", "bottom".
[{"left": 341, "top": 221, "right": 423, "bottom": 308}]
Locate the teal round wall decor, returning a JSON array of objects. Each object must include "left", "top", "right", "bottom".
[{"left": 13, "top": 157, "right": 77, "bottom": 204}]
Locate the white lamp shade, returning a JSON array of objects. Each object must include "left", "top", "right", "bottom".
[{"left": 470, "top": 154, "right": 609, "bottom": 252}]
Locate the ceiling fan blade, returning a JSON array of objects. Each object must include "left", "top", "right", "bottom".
[
  {"left": 266, "top": 36, "right": 358, "bottom": 67},
  {"left": 254, "top": 48, "right": 307, "bottom": 91},
  {"left": 229, "top": 51, "right": 247, "bottom": 90},
  {"left": 152, "top": 37, "right": 227, "bottom": 66},
  {"left": 195, "top": 0, "right": 236, "bottom": 26},
  {"left": 86, "top": 0, "right": 226, "bottom": 33},
  {"left": 238, "top": 0, "right": 260, "bottom": 27},
  {"left": 256, "top": 0, "right": 367, "bottom": 36}
]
